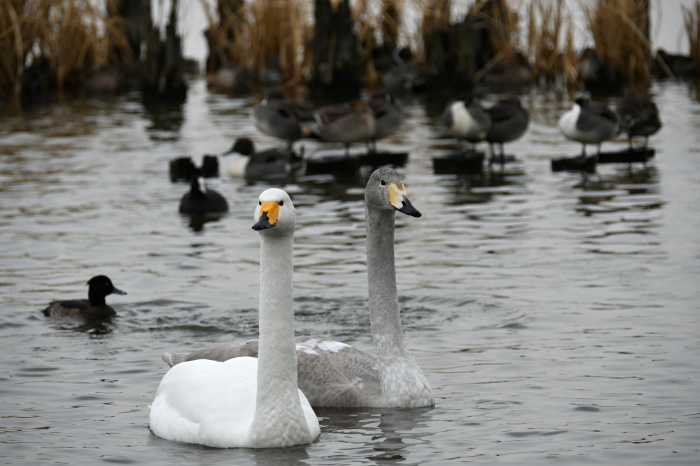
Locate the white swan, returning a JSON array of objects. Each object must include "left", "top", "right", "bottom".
[
  {"left": 149, "top": 188, "right": 320, "bottom": 448},
  {"left": 161, "top": 168, "right": 434, "bottom": 409}
]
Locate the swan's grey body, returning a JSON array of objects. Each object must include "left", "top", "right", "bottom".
[
  {"left": 162, "top": 168, "right": 434, "bottom": 409},
  {"left": 150, "top": 189, "right": 319, "bottom": 448}
]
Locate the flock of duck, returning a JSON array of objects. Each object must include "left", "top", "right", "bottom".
[
  {"left": 41, "top": 88, "right": 663, "bottom": 449},
  {"left": 178, "top": 88, "right": 661, "bottom": 210}
]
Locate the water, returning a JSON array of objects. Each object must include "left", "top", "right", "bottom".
[{"left": 1, "top": 80, "right": 699, "bottom": 464}]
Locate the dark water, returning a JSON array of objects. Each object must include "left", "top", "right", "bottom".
[{"left": 1, "top": 80, "right": 699, "bottom": 464}]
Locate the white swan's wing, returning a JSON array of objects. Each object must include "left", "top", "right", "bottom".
[
  {"left": 162, "top": 339, "right": 259, "bottom": 366},
  {"left": 162, "top": 336, "right": 381, "bottom": 408},
  {"left": 149, "top": 357, "right": 258, "bottom": 448}
]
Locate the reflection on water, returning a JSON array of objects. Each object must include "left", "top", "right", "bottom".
[{"left": 0, "top": 79, "right": 699, "bottom": 464}]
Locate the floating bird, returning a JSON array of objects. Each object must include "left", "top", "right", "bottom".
[
  {"left": 42, "top": 275, "right": 126, "bottom": 320},
  {"left": 223, "top": 138, "right": 303, "bottom": 183},
  {"left": 616, "top": 90, "right": 662, "bottom": 149},
  {"left": 558, "top": 97, "right": 617, "bottom": 156},
  {"left": 178, "top": 174, "right": 228, "bottom": 214},
  {"left": 484, "top": 96, "right": 529, "bottom": 163},
  {"left": 253, "top": 91, "right": 314, "bottom": 151},
  {"left": 150, "top": 189, "right": 320, "bottom": 448},
  {"left": 312, "top": 100, "right": 376, "bottom": 155},
  {"left": 368, "top": 92, "right": 404, "bottom": 152},
  {"left": 441, "top": 97, "right": 492, "bottom": 146},
  {"left": 162, "top": 168, "right": 434, "bottom": 409}
]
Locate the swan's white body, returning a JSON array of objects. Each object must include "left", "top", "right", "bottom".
[
  {"left": 161, "top": 168, "right": 434, "bottom": 409},
  {"left": 149, "top": 188, "right": 319, "bottom": 448}
]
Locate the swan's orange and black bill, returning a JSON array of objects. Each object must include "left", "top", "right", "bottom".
[
  {"left": 253, "top": 201, "right": 280, "bottom": 230},
  {"left": 387, "top": 183, "right": 422, "bottom": 218}
]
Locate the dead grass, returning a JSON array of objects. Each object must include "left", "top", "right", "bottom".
[
  {"left": 526, "top": 0, "right": 577, "bottom": 86},
  {"left": 201, "top": 0, "right": 312, "bottom": 90},
  {"left": 0, "top": 0, "right": 130, "bottom": 97},
  {"left": 583, "top": 0, "right": 652, "bottom": 85}
]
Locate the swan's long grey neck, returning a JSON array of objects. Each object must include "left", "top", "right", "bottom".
[
  {"left": 250, "top": 231, "right": 309, "bottom": 442},
  {"left": 366, "top": 206, "right": 411, "bottom": 361}
]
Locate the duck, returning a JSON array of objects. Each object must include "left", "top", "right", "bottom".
[
  {"left": 178, "top": 174, "right": 229, "bottom": 214},
  {"left": 312, "top": 99, "right": 376, "bottom": 155},
  {"left": 616, "top": 90, "right": 662, "bottom": 149},
  {"left": 150, "top": 189, "right": 320, "bottom": 448},
  {"left": 558, "top": 97, "right": 618, "bottom": 156},
  {"left": 223, "top": 138, "right": 303, "bottom": 183},
  {"left": 253, "top": 91, "right": 314, "bottom": 151},
  {"left": 368, "top": 92, "right": 404, "bottom": 152},
  {"left": 161, "top": 168, "right": 434, "bottom": 409},
  {"left": 484, "top": 96, "right": 529, "bottom": 163},
  {"left": 441, "top": 96, "right": 492, "bottom": 147},
  {"left": 42, "top": 275, "right": 126, "bottom": 319}
]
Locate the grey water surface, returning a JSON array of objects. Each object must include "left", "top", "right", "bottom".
[{"left": 1, "top": 80, "right": 698, "bottom": 464}]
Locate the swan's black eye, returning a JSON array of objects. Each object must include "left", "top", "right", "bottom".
[
  {"left": 279, "top": 200, "right": 284, "bottom": 206},
  {"left": 258, "top": 201, "right": 262, "bottom": 205},
  {"left": 380, "top": 180, "right": 386, "bottom": 186}
]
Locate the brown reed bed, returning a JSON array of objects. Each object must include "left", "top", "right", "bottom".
[
  {"left": 201, "top": 0, "right": 312, "bottom": 91},
  {"left": 582, "top": 0, "right": 652, "bottom": 86},
  {"left": 682, "top": 0, "right": 700, "bottom": 76},
  {"left": 0, "top": 0, "right": 130, "bottom": 98},
  {"left": 526, "top": 0, "right": 577, "bottom": 87}
]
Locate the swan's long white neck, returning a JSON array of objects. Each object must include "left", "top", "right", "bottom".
[
  {"left": 249, "top": 230, "right": 311, "bottom": 446},
  {"left": 366, "top": 205, "right": 433, "bottom": 407}
]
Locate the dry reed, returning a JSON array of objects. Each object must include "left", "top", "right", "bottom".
[
  {"left": 200, "top": 0, "right": 312, "bottom": 90},
  {"left": 682, "top": 1, "right": 700, "bottom": 75},
  {"left": 582, "top": 0, "right": 652, "bottom": 85},
  {"left": 0, "top": 0, "right": 130, "bottom": 97},
  {"left": 526, "top": 0, "right": 577, "bottom": 86}
]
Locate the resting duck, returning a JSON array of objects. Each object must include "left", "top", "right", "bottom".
[{"left": 42, "top": 275, "right": 126, "bottom": 320}]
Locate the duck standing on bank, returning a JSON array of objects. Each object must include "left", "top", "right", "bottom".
[
  {"left": 368, "top": 92, "right": 404, "bottom": 152},
  {"left": 441, "top": 96, "right": 492, "bottom": 148},
  {"left": 484, "top": 96, "right": 529, "bottom": 164},
  {"left": 558, "top": 97, "right": 618, "bottom": 157},
  {"left": 42, "top": 275, "right": 126, "bottom": 320},
  {"left": 312, "top": 100, "right": 376, "bottom": 156},
  {"left": 616, "top": 90, "right": 662, "bottom": 149},
  {"left": 253, "top": 91, "right": 314, "bottom": 152}
]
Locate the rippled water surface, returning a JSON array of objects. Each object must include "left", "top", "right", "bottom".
[{"left": 1, "top": 80, "right": 699, "bottom": 464}]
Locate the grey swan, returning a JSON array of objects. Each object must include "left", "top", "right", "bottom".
[
  {"left": 150, "top": 188, "right": 320, "bottom": 448},
  {"left": 161, "top": 168, "right": 434, "bottom": 409}
]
